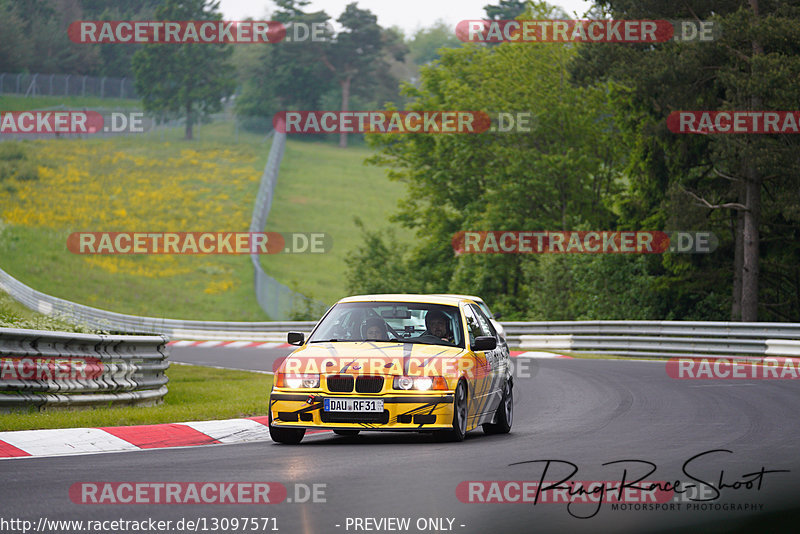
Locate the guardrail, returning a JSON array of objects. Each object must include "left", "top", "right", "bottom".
[
  {"left": 2, "top": 265, "right": 798, "bottom": 356},
  {"left": 503, "top": 321, "right": 800, "bottom": 359},
  {"left": 0, "top": 328, "right": 169, "bottom": 411},
  {"left": 0, "top": 267, "right": 317, "bottom": 340}
]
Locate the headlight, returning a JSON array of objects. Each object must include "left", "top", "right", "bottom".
[
  {"left": 393, "top": 376, "right": 447, "bottom": 390},
  {"left": 414, "top": 377, "right": 433, "bottom": 391},
  {"left": 278, "top": 374, "right": 320, "bottom": 389},
  {"left": 394, "top": 376, "right": 414, "bottom": 390}
]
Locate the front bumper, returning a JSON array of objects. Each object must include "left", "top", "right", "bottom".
[{"left": 269, "top": 391, "right": 455, "bottom": 430}]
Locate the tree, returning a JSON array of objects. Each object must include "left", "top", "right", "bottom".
[
  {"left": 0, "top": 1, "right": 32, "bottom": 72},
  {"left": 350, "top": 2, "right": 627, "bottom": 318},
  {"left": 407, "top": 21, "right": 462, "bottom": 66},
  {"left": 85, "top": 1, "right": 160, "bottom": 78},
  {"left": 236, "top": 1, "right": 334, "bottom": 125},
  {"left": 131, "top": 0, "right": 235, "bottom": 139},
  {"left": 6, "top": 0, "right": 100, "bottom": 74},
  {"left": 484, "top": 0, "right": 528, "bottom": 20},
  {"left": 317, "top": 3, "right": 399, "bottom": 147},
  {"left": 571, "top": 0, "right": 800, "bottom": 321},
  {"left": 237, "top": 2, "right": 405, "bottom": 142}
]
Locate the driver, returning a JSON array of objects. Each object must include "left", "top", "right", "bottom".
[
  {"left": 424, "top": 309, "right": 454, "bottom": 343},
  {"left": 364, "top": 316, "right": 389, "bottom": 341}
]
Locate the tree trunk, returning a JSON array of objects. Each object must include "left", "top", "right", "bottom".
[
  {"left": 740, "top": 0, "right": 762, "bottom": 321},
  {"left": 741, "top": 166, "right": 761, "bottom": 321},
  {"left": 185, "top": 101, "right": 193, "bottom": 140},
  {"left": 731, "top": 206, "right": 744, "bottom": 320},
  {"left": 339, "top": 75, "right": 351, "bottom": 148}
]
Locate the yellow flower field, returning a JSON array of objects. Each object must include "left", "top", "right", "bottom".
[{"left": 0, "top": 137, "right": 260, "bottom": 285}]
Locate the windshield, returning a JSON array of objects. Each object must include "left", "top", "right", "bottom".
[{"left": 308, "top": 301, "right": 464, "bottom": 348}]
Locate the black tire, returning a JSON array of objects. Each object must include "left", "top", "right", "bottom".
[
  {"left": 483, "top": 379, "right": 513, "bottom": 435},
  {"left": 333, "top": 430, "right": 360, "bottom": 436},
  {"left": 435, "top": 381, "right": 468, "bottom": 442},
  {"left": 268, "top": 411, "right": 305, "bottom": 444}
]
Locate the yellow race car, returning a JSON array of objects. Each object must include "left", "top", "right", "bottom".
[{"left": 268, "top": 294, "right": 513, "bottom": 444}]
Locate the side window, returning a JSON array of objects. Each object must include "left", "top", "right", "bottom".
[
  {"left": 469, "top": 304, "right": 495, "bottom": 338},
  {"left": 462, "top": 305, "right": 485, "bottom": 347}
]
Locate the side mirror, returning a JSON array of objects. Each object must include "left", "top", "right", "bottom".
[
  {"left": 473, "top": 336, "right": 496, "bottom": 352},
  {"left": 287, "top": 331, "right": 305, "bottom": 346},
  {"left": 493, "top": 312, "right": 502, "bottom": 320}
]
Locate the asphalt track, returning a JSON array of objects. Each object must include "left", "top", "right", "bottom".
[{"left": 2, "top": 346, "right": 800, "bottom": 534}]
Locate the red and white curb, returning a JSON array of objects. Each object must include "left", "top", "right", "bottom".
[
  {"left": 510, "top": 351, "right": 572, "bottom": 359},
  {"left": 0, "top": 417, "right": 329, "bottom": 460},
  {"left": 168, "top": 340, "right": 292, "bottom": 349}
]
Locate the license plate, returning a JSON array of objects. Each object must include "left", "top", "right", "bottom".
[{"left": 324, "top": 398, "right": 384, "bottom": 412}]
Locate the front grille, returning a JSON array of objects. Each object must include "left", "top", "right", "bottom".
[
  {"left": 326, "top": 375, "right": 354, "bottom": 392},
  {"left": 355, "top": 376, "right": 384, "bottom": 393},
  {"left": 321, "top": 410, "right": 390, "bottom": 424}
]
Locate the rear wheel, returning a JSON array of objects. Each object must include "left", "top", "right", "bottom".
[
  {"left": 483, "top": 379, "right": 513, "bottom": 435},
  {"left": 268, "top": 411, "right": 305, "bottom": 444},
  {"left": 333, "top": 430, "right": 360, "bottom": 436},
  {"left": 435, "top": 381, "right": 468, "bottom": 442}
]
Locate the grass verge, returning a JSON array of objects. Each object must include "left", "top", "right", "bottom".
[
  {"left": 0, "top": 107, "right": 408, "bottom": 320},
  {"left": 0, "top": 288, "right": 102, "bottom": 332},
  {"left": 0, "top": 364, "right": 272, "bottom": 431}
]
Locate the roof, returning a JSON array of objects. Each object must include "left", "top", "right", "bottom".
[
  {"left": 431, "top": 293, "right": 485, "bottom": 303},
  {"left": 337, "top": 294, "right": 467, "bottom": 306}
]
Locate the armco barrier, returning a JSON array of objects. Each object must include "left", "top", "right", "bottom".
[
  {"left": 503, "top": 321, "right": 800, "bottom": 359},
  {"left": 0, "top": 266, "right": 316, "bottom": 340},
  {"left": 2, "top": 265, "right": 799, "bottom": 357},
  {"left": 0, "top": 327, "right": 169, "bottom": 411}
]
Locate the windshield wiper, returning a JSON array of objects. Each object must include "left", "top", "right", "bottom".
[{"left": 308, "top": 339, "right": 339, "bottom": 343}]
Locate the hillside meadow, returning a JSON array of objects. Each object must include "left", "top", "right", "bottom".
[{"left": 0, "top": 108, "right": 406, "bottom": 321}]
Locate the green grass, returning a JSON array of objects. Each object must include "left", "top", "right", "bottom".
[
  {"left": 259, "top": 139, "right": 409, "bottom": 303},
  {"left": 0, "top": 364, "right": 273, "bottom": 431},
  {"left": 0, "top": 94, "right": 141, "bottom": 110},
  {"left": 0, "top": 114, "right": 408, "bottom": 321},
  {"left": 0, "top": 288, "right": 103, "bottom": 332}
]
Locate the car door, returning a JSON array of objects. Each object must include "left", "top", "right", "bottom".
[
  {"left": 468, "top": 303, "right": 506, "bottom": 416},
  {"left": 462, "top": 304, "right": 496, "bottom": 422}
]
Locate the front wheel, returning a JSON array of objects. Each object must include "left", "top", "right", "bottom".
[
  {"left": 268, "top": 411, "right": 305, "bottom": 444},
  {"left": 435, "top": 381, "right": 468, "bottom": 442},
  {"left": 483, "top": 379, "right": 513, "bottom": 435}
]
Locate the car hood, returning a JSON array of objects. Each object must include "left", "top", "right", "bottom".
[{"left": 277, "top": 341, "right": 466, "bottom": 377}]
